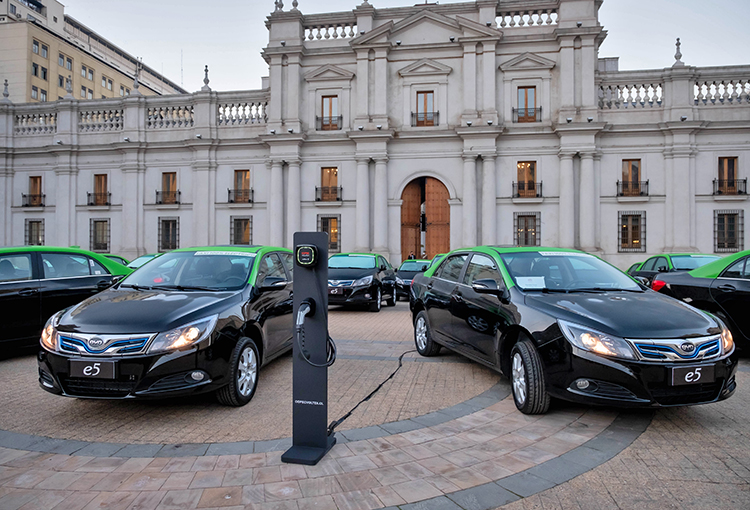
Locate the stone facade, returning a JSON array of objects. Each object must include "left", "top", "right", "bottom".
[{"left": 0, "top": 0, "right": 748, "bottom": 268}]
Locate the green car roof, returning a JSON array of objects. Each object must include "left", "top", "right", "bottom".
[
  {"left": 0, "top": 246, "right": 132, "bottom": 276},
  {"left": 329, "top": 252, "right": 379, "bottom": 258},
  {"left": 688, "top": 250, "right": 750, "bottom": 279},
  {"left": 172, "top": 245, "right": 288, "bottom": 255}
]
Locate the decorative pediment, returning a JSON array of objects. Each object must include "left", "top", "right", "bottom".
[
  {"left": 304, "top": 64, "right": 355, "bottom": 83},
  {"left": 399, "top": 58, "right": 452, "bottom": 78},
  {"left": 499, "top": 52, "right": 556, "bottom": 71}
]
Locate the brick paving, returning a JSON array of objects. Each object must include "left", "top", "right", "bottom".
[{"left": 0, "top": 303, "right": 747, "bottom": 509}]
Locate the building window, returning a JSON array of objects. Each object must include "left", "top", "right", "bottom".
[
  {"left": 91, "top": 174, "right": 109, "bottom": 205},
  {"left": 319, "top": 95, "right": 340, "bottom": 130},
  {"left": 41, "top": 44, "right": 48, "bottom": 58},
  {"left": 31, "top": 86, "right": 38, "bottom": 99},
  {"left": 32, "top": 40, "right": 39, "bottom": 54},
  {"left": 107, "top": 79, "right": 113, "bottom": 91},
  {"left": 40, "top": 89, "right": 46, "bottom": 102},
  {"left": 81, "top": 65, "right": 87, "bottom": 78},
  {"left": 514, "top": 212, "right": 541, "bottom": 246},
  {"left": 715, "top": 157, "right": 744, "bottom": 195},
  {"left": 515, "top": 162, "right": 539, "bottom": 198},
  {"left": 158, "top": 218, "right": 179, "bottom": 252},
  {"left": 25, "top": 219, "right": 44, "bottom": 246},
  {"left": 66, "top": 57, "right": 72, "bottom": 71},
  {"left": 90, "top": 219, "right": 110, "bottom": 252},
  {"left": 87, "top": 89, "right": 93, "bottom": 100},
  {"left": 102, "top": 77, "right": 107, "bottom": 88},
  {"left": 415, "top": 91, "right": 436, "bottom": 126},
  {"left": 318, "top": 215, "right": 341, "bottom": 253},
  {"left": 618, "top": 211, "right": 646, "bottom": 253},
  {"left": 317, "top": 167, "right": 340, "bottom": 201},
  {"left": 58, "top": 75, "right": 64, "bottom": 88},
  {"left": 32, "top": 63, "right": 38, "bottom": 77},
  {"left": 715, "top": 210, "right": 744, "bottom": 253},
  {"left": 619, "top": 159, "right": 644, "bottom": 196},
  {"left": 120, "top": 85, "right": 125, "bottom": 96},
  {"left": 58, "top": 53, "right": 64, "bottom": 67},
  {"left": 10, "top": 4, "right": 16, "bottom": 15},
  {"left": 80, "top": 86, "right": 86, "bottom": 98},
  {"left": 41, "top": 67, "right": 47, "bottom": 81},
  {"left": 230, "top": 217, "right": 252, "bottom": 245},
  {"left": 229, "top": 170, "right": 252, "bottom": 203},
  {"left": 27, "top": 176, "right": 43, "bottom": 206},
  {"left": 516, "top": 86, "right": 538, "bottom": 123},
  {"left": 88, "top": 68, "right": 94, "bottom": 81}
]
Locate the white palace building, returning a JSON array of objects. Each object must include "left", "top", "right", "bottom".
[{"left": 1, "top": 0, "right": 749, "bottom": 267}]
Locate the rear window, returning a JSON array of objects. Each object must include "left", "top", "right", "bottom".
[
  {"left": 671, "top": 255, "right": 720, "bottom": 271},
  {"left": 0, "top": 254, "right": 33, "bottom": 282},
  {"left": 399, "top": 261, "right": 429, "bottom": 271}
]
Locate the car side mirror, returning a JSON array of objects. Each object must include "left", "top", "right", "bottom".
[
  {"left": 380, "top": 265, "right": 387, "bottom": 271},
  {"left": 657, "top": 266, "right": 668, "bottom": 273},
  {"left": 633, "top": 276, "right": 650, "bottom": 286},
  {"left": 259, "top": 276, "right": 288, "bottom": 291},
  {"left": 111, "top": 275, "right": 125, "bottom": 285},
  {"left": 472, "top": 278, "right": 511, "bottom": 303},
  {"left": 421, "top": 265, "right": 428, "bottom": 271}
]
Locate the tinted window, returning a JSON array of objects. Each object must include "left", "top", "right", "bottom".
[
  {"left": 671, "top": 255, "right": 720, "bottom": 270},
  {"left": 89, "top": 258, "right": 108, "bottom": 275},
  {"left": 0, "top": 254, "right": 33, "bottom": 282},
  {"left": 653, "top": 257, "right": 668, "bottom": 271},
  {"left": 328, "top": 255, "right": 376, "bottom": 269},
  {"left": 462, "top": 254, "right": 501, "bottom": 286},
  {"left": 436, "top": 255, "right": 467, "bottom": 282},
  {"left": 42, "top": 253, "right": 91, "bottom": 278},
  {"left": 257, "top": 253, "right": 286, "bottom": 284},
  {"left": 641, "top": 258, "right": 657, "bottom": 271},
  {"left": 279, "top": 252, "right": 294, "bottom": 280},
  {"left": 124, "top": 251, "right": 255, "bottom": 290},
  {"left": 723, "top": 258, "right": 749, "bottom": 280},
  {"left": 399, "top": 261, "right": 429, "bottom": 271}
]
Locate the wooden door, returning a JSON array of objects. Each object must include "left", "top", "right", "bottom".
[
  {"left": 425, "top": 177, "right": 450, "bottom": 258},
  {"left": 401, "top": 180, "right": 421, "bottom": 261}
]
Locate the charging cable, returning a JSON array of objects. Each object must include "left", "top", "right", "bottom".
[{"left": 295, "top": 298, "right": 337, "bottom": 368}]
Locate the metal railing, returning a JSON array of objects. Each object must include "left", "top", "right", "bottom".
[
  {"left": 411, "top": 112, "right": 439, "bottom": 127},
  {"left": 87, "top": 192, "right": 111, "bottom": 206},
  {"left": 617, "top": 180, "right": 650, "bottom": 197},
  {"left": 228, "top": 188, "right": 254, "bottom": 203},
  {"left": 512, "top": 181, "right": 543, "bottom": 198},
  {"left": 316, "top": 186, "right": 343, "bottom": 201},
  {"left": 22, "top": 193, "right": 45, "bottom": 207},
  {"left": 713, "top": 179, "right": 747, "bottom": 195},
  {"left": 316, "top": 116, "right": 343, "bottom": 131},
  {"left": 155, "top": 190, "right": 181, "bottom": 205},
  {"left": 512, "top": 107, "right": 542, "bottom": 123}
]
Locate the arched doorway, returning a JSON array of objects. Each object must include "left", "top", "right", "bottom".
[{"left": 401, "top": 177, "right": 450, "bottom": 260}]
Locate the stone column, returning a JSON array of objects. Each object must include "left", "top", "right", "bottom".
[
  {"left": 578, "top": 153, "right": 596, "bottom": 250},
  {"left": 286, "top": 159, "right": 301, "bottom": 247},
  {"left": 672, "top": 150, "right": 693, "bottom": 250},
  {"left": 54, "top": 168, "right": 75, "bottom": 247},
  {"left": 462, "top": 43, "right": 477, "bottom": 117},
  {"left": 481, "top": 156, "right": 496, "bottom": 245},
  {"left": 192, "top": 162, "right": 211, "bottom": 247},
  {"left": 482, "top": 42, "right": 497, "bottom": 117},
  {"left": 558, "top": 153, "right": 575, "bottom": 248},
  {"left": 269, "top": 160, "right": 284, "bottom": 246},
  {"left": 373, "top": 157, "right": 388, "bottom": 253},
  {"left": 355, "top": 157, "right": 370, "bottom": 251},
  {"left": 268, "top": 55, "right": 283, "bottom": 130},
  {"left": 373, "top": 50, "right": 388, "bottom": 125},
  {"left": 355, "top": 50, "right": 369, "bottom": 124},
  {"left": 462, "top": 155, "right": 477, "bottom": 247}
]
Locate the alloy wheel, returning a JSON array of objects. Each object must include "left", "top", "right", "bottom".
[
  {"left": 512, "top": 352, "right": 527, "bottom": 405},
  {"left": 237, "top": 346, "right": 258, "bottom": 397},
  {"left": 415, "top": 316, "right": 427, "bottom": 350}
]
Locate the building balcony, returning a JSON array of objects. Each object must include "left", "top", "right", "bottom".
[
  {"left": 22, "top": 193, "right": 45, "bottom": 207},
  {"left": 411, "top": 112, "right": 439, "bottom": 127},
  {"left": 87, "top": 192, "right": 111, "bottom": 206},
  {"left": 316, "top": 186, "right": 343, "bottom": 202},
  {"left": 228, "top": 188, "right": 254, "bottom": 203},
  {"left": 713, "top": 179, "right": 747, "bottom": 196},
  {"left": 513, "top": 181, "right": 543, "bottom": 199},
  {"left": 316, "top": 116, "right": 343, "bottom": 131},
  {"left": 156, "top": 190, "right": 181, "bottom": 205},
  {"left": 617, "top": 180, "right": 649, "bottom": 197},
  {"left": 512, "top": 107, "right": 542, "bottom": 123}
]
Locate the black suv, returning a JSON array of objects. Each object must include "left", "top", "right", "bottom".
[{"left": 38, "top": 246, "right": 294, "bottom": 406}]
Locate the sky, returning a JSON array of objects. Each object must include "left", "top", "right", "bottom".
[{"left": 59, "top": 0, "right": 750, "bottom": 93}]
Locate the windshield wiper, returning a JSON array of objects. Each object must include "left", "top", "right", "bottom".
[
  {"left": 570, "top": 287, "right": 643, "bottom": 293},
  {"left": 523, "top": 288, "right": 570, "bottom": 293},
  {"left": 150, "top": 284, "right": 218, "bottom": 292},
  {"left": 120, "top": 284, "right": 152, "bottom": 290}
]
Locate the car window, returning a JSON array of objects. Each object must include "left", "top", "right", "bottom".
[
  {"left": 0, "top": 254, "right": 33, "bottom": 283},
  {"left": 399, "top": 261, "right": 428, "bottom": 271},
  {"left": 653, "top": 257, "right": 668, "bottom": 271},
  {"left": 257, "top": 253, "right": 286, "bottom": 285},
  {"left": 89, "top": 258, "right": 109, "bottom": 275},
  {"left": 641, "top": 258, "right": 656, "bottom": 271},
  {"left": 671, "top": 255, "right": 720, "bottom": 270},
  {"left": 124, "top": 251, "right": 253, "bottom": 290},
  {"left": 329, "top": 255, "right": 376, "bottom": 269},
  {"left": 722, "top": 258, "right": 749, "bottom": 279},
  {"left": 41, "top": 253, "right": 92, "bottom": 278},
  {"left": 435, "top": 254, "right": 467, "bottom": 282},
  {"left": 279, "top": 252, "right": 294, "bottom": 280},
  {"left": 462, "top": 254, "right": 501, "bottom": 286}
]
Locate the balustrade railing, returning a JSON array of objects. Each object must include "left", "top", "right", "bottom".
[
  {"left": 411, "top": 112, "right": 439, "bottom": 127},
  {"left": 713, "top": 179, "right": 747, "bottom": 195},
  {"left": 79, "top": 109, "right": 123, "bottom": 132},
  {"left": 156, "top": 190, "right": 181, "bottom": 205},
  {"left": 87, "top": 192, "right": 111, "bottom": 206},
  {"left": 617, "top": 180, "right": 649, "bottom": 197},
  {"left": 22, "top": 193, "right": 45, "bottom": 207},
  {"left": 316, "top": 186, "right": 343, "bottom": 202},
  {"left": 695, "top": 79, "right": 750, "bottom": 105},
  {"left": 316, "top": 116, "right": 343, "bottom": 131},
  {"left": 496, "top": 9, "right": 558, "bottom": 28},
  {"left": 304, "top": 23, "right": 358, "bottom": 41},
  {"left": 147, "top": 105, "right": 194, "bottom": 129},
  {"left": 218, "top": 101, "right": 267, "bottom": 126},
  {"left": 512, "top": 107, "right": 542, "bottom": 123},
  {"left": 228, "top": 189, "right": 254, "bottom": 203},
  {"left": 599, "top": 84, "right": 663, "bottom": 109},
  {"left": 513, "top": 181, "right": 543, "bottom": 198},
  {"left": 14, "top": 112, "right": 56, "bottom": 135}
]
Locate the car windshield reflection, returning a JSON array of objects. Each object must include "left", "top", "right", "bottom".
[{"left": 328, "top": 255, "right": 376, "bottom": 269}]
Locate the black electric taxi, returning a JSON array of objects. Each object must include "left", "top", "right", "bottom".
[
  {"left": 653, "top": 250, "right": 750, "bottom": 350},
  {"left": 630, "top": 253, "right": 719, "bottom": 284},
  {"left": 0, "top": 246, "right": 132, "bottom": 349},
  {"left": 395, "top": 259, "right": 431, "bottom": 300},
  {"left": 410, "top": 246, "right": 737, "bottom": 415},
  {"left": 38, "top": 246, "right": 294, "bottom": 406},
  {"left": 327, "top": 253, "right": 397, "bottom": 312}
]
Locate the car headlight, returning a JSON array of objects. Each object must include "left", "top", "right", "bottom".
[
  {"left": 721, "top": 326, "right": 734, "bottom": 354},
  {"left": 148, "top": 315, "right": 218, "bottom": 354},
  {"left": 558, "top": 320, "right": 636, "bottom": 360},
  {"left": 40, "top": 311, "right": 63, "bottom": 351},
  {"left": 396, "top": 277, "right": 404, "bottom": 285},
  {"left": 353, "top": 275, "right": 373, "bottom": 287}
]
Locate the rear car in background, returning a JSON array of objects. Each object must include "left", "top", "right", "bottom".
[
  {"left": 38, "top": 246, "right": 294, "bottom": 406},
  {"left": 631, "top": 253, "right": 719, "bottom": 284},
  {"left": 0, "top": 246, "right": 131, "bottom": 348},
  {"left": 395, "top": 259, "right": 430, "bottom": 300},
  {"left": 328, "top": 253, "right": 397, "bottom": 312},
  {"left": 127, "top": 253, "right": 160, "bottom": 269},
  {"left": 105, "top": 255, "right": 130, "bottom": 267},
  {"left": 410, "top": 247, "right": 737, "bottom": 415}
]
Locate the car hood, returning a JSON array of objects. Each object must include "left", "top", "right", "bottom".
[
  {"left": 57, "top": 287, "right": 242, "bottom": 334},
  {"left": 328, "top": 268, "right": 377, "bottom": 281},
  {"left": 524, "top": 290, "right": 719, "bottom": 339}
]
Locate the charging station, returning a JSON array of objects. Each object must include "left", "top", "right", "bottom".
[{"left": 281, "top": 231, "right": 336, "bottom": 465}]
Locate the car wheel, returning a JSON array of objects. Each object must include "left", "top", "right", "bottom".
[
  {"left": 510, "top": 338, "right": 550, "bottom": 415},
  {"left": 385, "top": 292, "right": 396, "bottom": 307},
  {"left": 414, "top": 310, "right": 441, "bottom": 356},
  {"left": 369, "top": 287, "right": 382, "bottom": 312},
  {"left": 216, "top": 337, "right": 259, "bottom": 407}
]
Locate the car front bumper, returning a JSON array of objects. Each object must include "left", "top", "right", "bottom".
[{"left": 327, "top": 284, "right": 378, "bottom": 306}]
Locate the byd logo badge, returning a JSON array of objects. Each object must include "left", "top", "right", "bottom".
[
  {"left": 680, "top": 342, "right": 696, "bottom": 353},
  {"left": 88, "top": 338, "right": 105, "bottom": 348}
]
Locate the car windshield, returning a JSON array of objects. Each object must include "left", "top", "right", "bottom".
[
  {"left": 127, "top": 254, "right": 156, "bottom": 269},
  {"left": 122, "top": 251, "right": 256, "bottom": 291},
  {"left": 500, "top": 251, "right": 642, "bottom": 292},
  {"left": 671, "top": 255, "right": 720, "bottom": 270},
  {"left": 328, "top": 255, "right": 376, "bottom": 269},
  {"left": 399, "top": 261, "right": 428, "bottom": 271}
]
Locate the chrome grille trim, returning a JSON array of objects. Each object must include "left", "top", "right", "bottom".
[
  {"left": 58, "top": 332, "right": 155, "bottom": 356},
  {"left": 629, "top": 335, "right": 721, "bottom": 362},
  {"left": 328, "top": 280, "right": 354, "bottom": 287}
]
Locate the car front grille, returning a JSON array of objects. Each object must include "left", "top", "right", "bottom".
[
  {"left": 59, "top": 333, "right": 153, "bottom": 356},
  {"left": 648, "top": 381, "right": 723, "bottom": 406},
  {"left": 61, "top": 377, "right": 136, "bottom": 397},
  {"left": 588, "top": 380, "right": 640, "bottom": 401},
  {"left": 328, "top": 280, "right": 354, "bottom": 287},
  {"left": 630, "top": 335, "right": 721, "bottom": 362}
]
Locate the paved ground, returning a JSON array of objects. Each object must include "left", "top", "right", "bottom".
[{"left": 0, "top": 302, "right": 747, "bottom": 510}]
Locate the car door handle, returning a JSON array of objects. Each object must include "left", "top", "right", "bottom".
[
  {"left": 96, "top": 281, "right": 112, "bottom": 290},
  {"left": 18, "top": 288, "right": 38, "bottom": 296},
  {"left": 716, "top": 284, "right": 736, "bottom": 292}
]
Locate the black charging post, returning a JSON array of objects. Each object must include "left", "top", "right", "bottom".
[{"left": 281, "top": 231, "right": 336, "bottom": 465}]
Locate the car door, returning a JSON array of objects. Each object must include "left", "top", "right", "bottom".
[
  {"left": 39, "top": 252, "right": 114, "bottom": 324},
  {"left": 710, "top": 256, "right": 750, "bottom": 340},
  {"left": 378, "top": 256, "right": 396, "bottom": 299},
  {"left": 451, "top": 253, "right": 510, "bottom": 363},
  {"left": 254, "top": 252, "right": 291, "bottom": 358},
  {"left": 633, "top": 256, "right": 659, "bottom": 282},
  {"left": 0, "top": 252, "right": 41, "bottom": 344},
  {"left": 425, "top": 253, "right": 467, "bottom": 346},
  {"left": 276, "top": 252, "right": 295, "bottom": 352}
]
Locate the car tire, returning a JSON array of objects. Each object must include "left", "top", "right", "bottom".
[
  {"left": 216, "top": 337, "right": 260, "bottom": 407},
  {"left": 385, "top": 292, "right": 396, "bottom": 307},
  {"left": 369, "top": 287, "right": 382, "bottom": 313},
  {"left": 510, "top": 338, "right": 550, "bottom": 415},
  {"left": 414, "top": 310, "right": 441, "bottom": 356}
]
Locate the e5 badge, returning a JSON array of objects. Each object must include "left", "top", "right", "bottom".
[{"left": 296, "top": 245, "right": 319, "bottom": 267}]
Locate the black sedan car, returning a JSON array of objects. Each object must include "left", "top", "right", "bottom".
[
  {"left": 653, "top": 250, "right": 750, "bottom": 350},
  {"left": 395, "top": 259, "right": 430, "bottom": 300},
  {"left": 38, "top": 246, "right": 294, "bottom": 406},
  {"left": 410, "top": 247, "right": 737, "bottom": 414},
  {"left": 630, "top": 253, "right": 719, "bottom": 284},
  {"left": 327, "top": 253, "right": 397, "bottom": 312}
]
